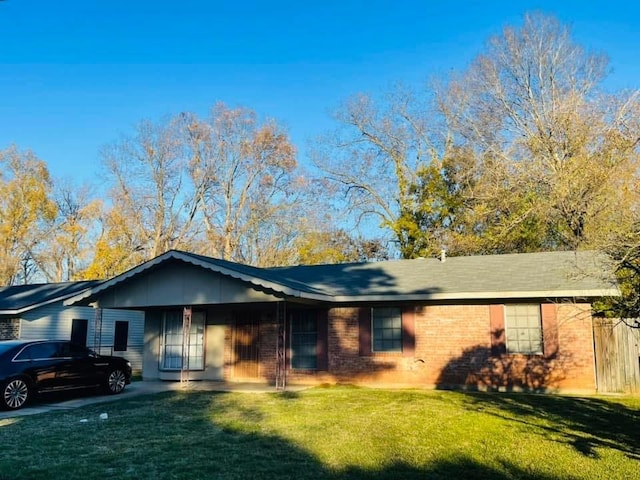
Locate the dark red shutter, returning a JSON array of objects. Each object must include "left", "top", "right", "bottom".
[
  {"left": 358, "top": 307, "right": 372, "bottom": 356},
  {"left": 316, "top": 310, "right": 329, "bottom": 371},
  {"left": 490, "top": 304, "right": 506, "bottom": 356},
  {"left": 402, "top": 307, "right": 415, "bottom": 357},
  {"left": 541, "top": 303, "right": 559, "bottom": 358}
]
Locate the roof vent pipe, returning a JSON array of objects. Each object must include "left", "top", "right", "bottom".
[{"left": 440, "top": 249, "right": 446, "bottom": 262}]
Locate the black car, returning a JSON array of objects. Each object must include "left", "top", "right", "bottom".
[{"left": 0, "top": 340, "right": 132, "bottom": 410}]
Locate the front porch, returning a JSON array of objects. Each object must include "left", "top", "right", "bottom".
[{"left": 142, "top": 302, "right": 324, "bottom": 386}]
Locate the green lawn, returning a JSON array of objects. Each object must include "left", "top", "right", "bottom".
[{"left": 1, "top": 386, "right": 639, "bottom": 479}]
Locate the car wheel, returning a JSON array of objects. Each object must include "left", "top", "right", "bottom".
[
  {"left": 106, "top": 369, "right": 127, "bottom": 394},
  {"left": 2, "top": 378, "right": 30, "bottom": 410}
]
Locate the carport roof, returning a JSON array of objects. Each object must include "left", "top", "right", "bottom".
[{"left": 64, "top": 249, "right": 618, "bottom": 307}]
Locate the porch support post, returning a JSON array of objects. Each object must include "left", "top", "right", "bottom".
[
  {"left": 275, "top": 301, "right": 287, "bottom": 390},
  {"left": 92, "top": 306, "right": 103, "bottom": 354},
  {"left": 181, "top": 306, "right": 192, "bottom": 387}
]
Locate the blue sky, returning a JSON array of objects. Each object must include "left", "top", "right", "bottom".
[{"left": 0, "top": 1, "right": 638, "bottom": 186}]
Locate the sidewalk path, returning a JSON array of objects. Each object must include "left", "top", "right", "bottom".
[{"left": 0, "top": 381, "right": 307, "bottom": 419}]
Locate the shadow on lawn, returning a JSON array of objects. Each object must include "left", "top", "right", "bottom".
[
  {"left": 459, "top": 392, "right": 640, "bottom": 460},
  {"left": 0, "top": 390, "right": 598, "bottom": 480},
  {"left": 178, "top": 393, "right": 581, "bottom": 480},
  {"left": 336, "top": 457, "right": 580, "bottom": 480}
]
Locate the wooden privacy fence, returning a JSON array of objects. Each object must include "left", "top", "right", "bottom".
[{"left": 593, "top": 318, "right": 640, "bottom": 394}]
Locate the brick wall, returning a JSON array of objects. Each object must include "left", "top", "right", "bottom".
[
  {"left": 0, "top": 318, "right": 20, "bottom": 340},
  {"left": 418, "top": 305, "right": 492, "bottom": 386},
  {"left": 555, "top": 303, "right": 596, "bottom": 391},
  {"left": 259, "top": 314, "right": 278, "bottom": 382},
  {"left": 280, "top": 303, "right": 597, "bottom": 393}
]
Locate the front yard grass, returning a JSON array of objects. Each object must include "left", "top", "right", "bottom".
[{"left": 0, "top": 386, "right": 639, "bottom": 479}]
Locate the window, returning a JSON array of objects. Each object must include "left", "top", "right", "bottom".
[
  {"left": 291, "top": 312, "right": 317, "bottom": 370},
  {"left": 114, "top": 321, "right": 129, "bottom": 351},
  {"left": 71, "top": 319, "right": 88, "bottom": 346},
  {"left": 505, "top": 304, "right": 542, "bottom": 354},
  {"left": 372, "top": 307, "right": 402, "bottom": 352},
  {"left": 59, "top": 342, "right": 92, "bottom": 358},
  {"left": 160, "top": 310, "right": 205, "bottom": 370},
  {"left": 15, "top": 342, "right": 59, "bottom": 361}
]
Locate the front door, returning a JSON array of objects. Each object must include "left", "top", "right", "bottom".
[{"left": 233, "top": 314, "right": 260, "bottom": 379}]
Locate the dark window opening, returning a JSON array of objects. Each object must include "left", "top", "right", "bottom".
[
  {"left": 71, "top": 319, "right": 88, "bottom": 347},
  {"left": 291, "top": 312, "right": 318, "bottom": 370},
  {"left": 114, "top": 321, "right": 129, "bottom": 352}
]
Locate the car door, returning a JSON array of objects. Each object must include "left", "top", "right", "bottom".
[
  {"left": 13, "top": 342, "right": 60, "bottom": 391},
  {"left": 54, "top": 342, "right": 103, "bottom": 389}
]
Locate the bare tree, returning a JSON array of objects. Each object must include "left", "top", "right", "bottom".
[
  {"left": 85, "top": 117, "right": 202, "bottom": 278},
  {"left": 185, "top": 103, "right": 301, "bottom": 265},
  {"left": 312, "top": 87, "right": 447, "bottom": 258},
  {"left": 86, "top": 103, "right": 307, "bottom": 275},
  {"left": 443, "top": 12, "right": 640, "bottom": 250}
]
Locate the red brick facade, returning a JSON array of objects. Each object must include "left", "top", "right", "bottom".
[
  {"left": 0, "top": 318, "right": 20, "bottom": 340},
  {"left": 225, "top": 301, "right": 597, "bottom": 393}
]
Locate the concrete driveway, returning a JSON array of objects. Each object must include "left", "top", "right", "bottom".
[{"left": 0, "top": 381, "right": 302, "bottom": 419}]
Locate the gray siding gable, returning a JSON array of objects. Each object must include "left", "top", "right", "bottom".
[{"left": 88, "top": 260, "right": 282, "bottom": 309}]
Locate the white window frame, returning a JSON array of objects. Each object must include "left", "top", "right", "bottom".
[
  {"left": 160, "top": 310, "right": 205, "bottom": 371},
  {"left": 505, "top": 304, "right": 543, "bottom": 355}
]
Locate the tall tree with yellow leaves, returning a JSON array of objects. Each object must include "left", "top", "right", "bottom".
[
  {"left": 34, "top": 181, "right": 102, "bottom": 281},
  {"left": 0, "top": 146, "right": 57, "bottom": 284}
]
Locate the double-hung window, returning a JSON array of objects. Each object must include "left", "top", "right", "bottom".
[
  {"left": 372, "top": 307, "right": 403, "bottom": 352},
  {"left": 505, "top": 304, "right": 543, "bottom": 354}
]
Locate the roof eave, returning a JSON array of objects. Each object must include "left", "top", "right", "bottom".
[
  {"left": 329, "top": 288, "right": 621, "bottom": 303},
  {"left": 3, "top": 288, "right": 99, "bottom": 315},
  {"left": 64, "top": 251, "right": 335, "bottom": 306}
]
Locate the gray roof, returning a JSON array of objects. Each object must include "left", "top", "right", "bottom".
[
  {"left": 270, "top": 250, "right": 618, "bottom": 301},
  {"left": 65, "top": 250, "right": 618, "bottom": 307},
  {"left": 0, "top": 281, "right": 103, "bottom": 315}
]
